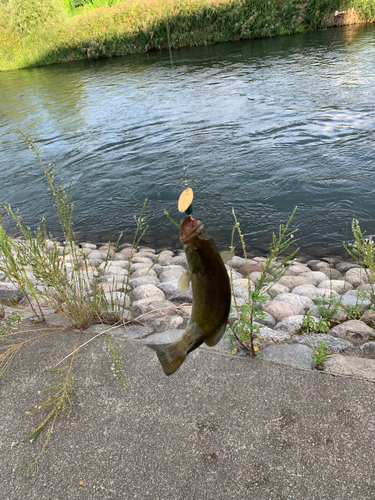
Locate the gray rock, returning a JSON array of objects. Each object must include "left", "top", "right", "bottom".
[
  {"left": 321, "top": 256, "right": 342, "bottom": 265},
  {"left": 116, "top": 325, "right": 154, "bottom": 339},
  {"left": 132, "top": 284, "right": 165, "bottom": 302},
  {"left": 275, "top": 293, "right": 314, "bottom": 311},
  {"left": 226, "top": 266, "right": 243, "bottom": 280},
  {"left": 340, "top": 294, "right": 371, "bottom": 312},
  {"left": 128, "top": 276, "right": 161, "bottom": 290},
  {"left": 257, "top": 326, "right": 290, "bottom": 343},
  {"left": 130, "top": 262, "right": 152, "bottom": 273},
  {"left": 295, "top": 334, "right": 353, "bottom": 353},
  {"left": 279, "top": 275, "right": 311, "bottom": 289},
  {"left": 0, "top": 282, "right": 18, "bottom": 291},
  {"left": 299, "top": 271, "right": 329, "bottom": 287},
  {"left": 329, "top": 320, "right": 374, "bottom": 342},
  {"left": 142, "top": 315, "right": 184, "bottom": 332},
  {"left": 131, "top": 256, "right": 154, "bottom": 265},
  {"left": 104, "top": 291, "right": 130, "bottom": 308},
  {"left": 263, "top": 300, "right": 304, "bottom": 322},
  {"left": 261, "top": 344, "right": 314, "bottom": 369},
  {"left": 170, "top": 255, "right": 188, "bottom": 269},
  {"left": 345, "top": 267, "right": 370, "bottom": 287},
  {"left": 319, "top": 268, "right": 345, "bottom": 281},
  {"left": 159, "top": 266, "right": 186, "bottom": 283},
  {"left": 323, "top": 354, "right": 375, "bottom": 381},
  {"left": 317, "top": 280, "right": 353, "bottom": 294},
  {"left": 131, "top": 298, "right": 178, "bottom": 319},
  {"left": 256, "top": 312, "right": 276, "bottom": 328},
  {"left": 157, "top": 279, "right": 193, "bottom": 304},
  {"left": 335, "top": 261, "right": 361, "bottom": 273},
  {"left": 267, "top": 282, "right": 290, "bottom": 299},
  {"left": 274, "top": 315, "right": 305, "bottom": 335},
  {"left": 0, "top": 271, "right": 6, "bottom": 282},
  {"left": 131, "top": 268, "right": 157, "bottom": 279},
  {"left": 0, "top": 289, "right": 24, "bottom": 304},
  {"left": 307, "top": 260, "right": 331, "bottom": 271},
  {"left": 291, "top": 285, "right": 339, "bottom": 303},
  {"left": 284, "top": 264, "right": 310, "bottom": 276},
  {"left": 359, "top": 342, "right": 375, "bottom": 358},
  {"left": 87, "top": 251, "right": 108, "bottom": 261},
  {"left": 142, "top": 328, "right": 184, "bottom": 344}
]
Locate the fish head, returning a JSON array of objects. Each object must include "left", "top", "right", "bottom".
[{"left": 180, "top": 216, "right": 213, "bottom": 275}]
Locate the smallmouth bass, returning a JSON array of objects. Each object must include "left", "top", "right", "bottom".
[{"left": 147, "top": 216, "right": 231, "bottom": 375}]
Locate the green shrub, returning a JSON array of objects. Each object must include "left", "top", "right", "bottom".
[{"left": 10, "top": 0, "right": 66, "bottom": 32}]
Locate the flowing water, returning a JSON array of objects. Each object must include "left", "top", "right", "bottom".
[{"left": 1, "top": 24, "right": 375, "bottom": 256}]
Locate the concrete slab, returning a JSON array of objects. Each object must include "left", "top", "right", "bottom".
[
  {"left": 324, "top": 354, "right": 375, "bottom": 382},
  {"left": 1, "top": 320, "right": 375, "bottom": 500}
]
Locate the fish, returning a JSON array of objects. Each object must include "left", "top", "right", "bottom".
[{"left": 147, "top": 215, "right": 231, "bottom": 376}]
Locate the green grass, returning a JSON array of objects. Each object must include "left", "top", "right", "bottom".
[{"left": 0, "top": 0, "right": 374, "bottom": 71}]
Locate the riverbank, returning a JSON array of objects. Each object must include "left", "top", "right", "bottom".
[{"left": 0, "top": 0, "right": 374, "bottom": 71}]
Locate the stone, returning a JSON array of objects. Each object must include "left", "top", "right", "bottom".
[
  {"left": 319, "top": 268, "right": 345, "bottom": 281},
  {"left": 279, "top": 275, "right": 311, "bottom": 289},
  {"left": 157, "top": 279, "right": 193, "bottom": 304},
  {"left": 307, "top": 260, "right": 331, "bottom": 271},
  {"left": 0, "top": 289, "right": 24, "bottom": 304},
  {"left": 170, "top": 255, "right": 188, "bottom": 269},
  {"left": 345, "top": 267, "right": 370, "bottom": 287},
  {"left": 335, "top": 261, "right": 361, "bottom": 273},
  {"left": 295, "top": 334, "right": 353, "bottom": 353},
  {"left": 115, "top": 325, "right": 154, "bottom": 339},
  {"left": 323, "top": 354, "right": 375, "bottom": 382},
  {"left": 263, "top": 300, "right": 304, "bottom": 322},
  {"left": 142, "top": 315, "right": 184, "bottom": 332},
  {"left": 359, "top": 342, "right": 375, "bottom": 358},
  {"left": 0, "top": 282, "right": 18, "bottom": 291},
  {"left": 0, "top": 271, "right": 6, "bottom": 282},
  {"left": 275, "top": 293, "right": 314, "bottom": 311},
  {"left": 87, "top": 251, "right": 109, "bottom": 261},
  {"left": 321, "top": 256, "right": 342, "bottom": 265},
  {"left": 82, "top": 243, "right": 97, "bottom": 250},
  {"left": 159, "top": 266, "right": 186, "bottom": 283},
  {"left": 274, "top": 315, "right": 305, "bottom": 335},
  {"left": 317, "top": 280, "right": 353, "bottom": 294},
  {"left": 137, "top": 247, "right": 156, "bottom": 254},
  {"left": 299, "top": 271, "right": 328, "bottom": 286},
  {"left": 339, "top": 294, "right": 371, "bottom": 312},
  {"left": 132, "top": 284, "right": 165, "bottom": 302},
  {"left": 104, "top": 291, "right": 130, "bottom": 308},
  {"left": 118, "top": 247, "right": 133, "bottom": 259},
  {"left": 128, "top": 276, "right": 161, "bottom": 290},
  {"left": 261, "top": 344, "right": 314, "bottom": 369},
  {"left": 329, "top": 320, "right": 374, "bottom": 342},
  {"left": 131, "top": 256, "right": 154, "bottom": 265},
  {"left": 284, "top": 264, "right": 310, "bottom": 276},
  {"left": 131, "top": 268, "right": 157, "bottom": 279},
  {"left": 145, "top": 328, "right": 184, "bottom": 344},
  {"left": 257, "top": 326, "right": 290, "bottom": 344},
  {"left": 256, "top": 312, "right": 276, "bottom": 328},
  {"left": 291, "top": 285, "right": 339, "bottom": 303},
  {"left": 130, "top": 262, "right": 151, "bottom": 273},
  {"left": 131, "top": 298, "right": 178, "bottom": 319},
  {"left": 360, "top": 309, "right": 375, "bottom": 327},
  {"left": 267, "top": 283, "right": 290, "bottom": 299}
]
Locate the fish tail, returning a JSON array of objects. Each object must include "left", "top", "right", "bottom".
[{"left": 147, "top": 343, "right": 186, "bottom": 376}]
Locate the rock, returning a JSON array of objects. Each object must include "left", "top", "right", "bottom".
[
  {"left": 131, "top": 256, "right": 154, "bottom": 265},
  {"left": 317, "top": 280, "right": 353, "bottom": 294},
  {"left": 142, "top": 315, "right": 184, "bottom": 332},
  {"left": 132, "top": 284, "right": 165, "bottom": 302},
  {"left": 131, "top": 268, "right": 157, "bottom": 279},
  {"left": 170, "top": 255, "right": 188, "bottom": 269},
  {"left": 157, "top": 279, "right": 193, "bottom": 304},
  {"left": 256, "top": 312, "right": 276, "bottom": 328},
  {"left": 82, "top": 243, "right": 97, "bottom": 250},
  {"left": 296, "top": 334, "right": 353, "bottom": 353},
  {"left": 360, "top": 309, "right": 375, "bottom": 327},
  {"left": 263, "top": 300, "right": 305, "bottom": 322},
  {"left": 98, "top": 281, "right": 128, "bottom": 293},
  {"left": 275, "top": 293, "right": 314, "bottom": 311},
  {"left": 130, "top": 262, "right": 152, "bottom": 273},
  {"left": 104, "top": 291, "right": 130, "bottom": 308},
  {"left": 261, "top": 344, "right": 314, "bottom": 369},
  {"left": 0, "top": 271, "right": 6, "bottom": 282},
  {"left": 284, "top": 264, "right": 310, "bottom": 276},
  {"left": 323, "top": 354, "right": 375, "bottom": 381},
  {"left": 145, "top": 329, "right": 184, "bottom": 344},
  {"left": 359, "top": 342, "right": 375, "bottom": 358},
  {"left": 0, "top": 289, "right": 24, "bottom": 304},
  {"left": 319, "top": 268, "right": 345, "bottom": 281},
  {"left": 274, "top": 315, "right": 305, "bottom": 335},
  {"left": 307, "top": 260, "right": 331, "bottom": 271},
  {"left": 131, "top": 298, "right": 178, "bottom": 319},
  {"left": 115, "top": 325, "right": 154, "bottom": 339},
  {"left": 267, "top": 283, "right": 290, "bottom": 299},
  {"left": 335, "top": 262, "right": 361, "bottom": 273},
  {"left": 291, "top": 285, "right": 339, "bottom": 303},
  {"left": 88, "top": 251, "right": 109, "bottom": 261},
  {"left": 118, "top": 247, "right": 133, "bottom": 259},
  {"left": 299, "top": 271, "right": 328, "bottom": 286},
  {"left": 321, "top": 256, "right": 342, "bottom": 265},
  {"left": 159, "top": 266, "right": 186, "bottom": 283},
  {"left": 128, "top": 276, "right": 161, "bottom": 290},
  {"left": 0, "top": 282, "right": 18, "bottom": 291},
  {"left": 329, "top": 320, "right": 374, "bottom": 342},
  {"left": 278, "top": 275, "right": 311, "bottom": 289},
  {"left": 345, "top": 267, "right": 370, "bottom": 287},
  {"left": 257, "top": 327, "right": 290, "bottom": 343},
  {"left": 339, "top": 294, "right": 371, "bottom": 312},
  {"left": 232, "top": 278, "right": 255, "bottom": 290}
]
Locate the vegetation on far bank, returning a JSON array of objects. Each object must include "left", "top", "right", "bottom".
[{"left": 0, "top": 0, "right": 374, "bottom": 71}]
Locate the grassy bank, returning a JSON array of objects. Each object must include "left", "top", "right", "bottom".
[{"left": 0, "top": 0, "right": 374, "bottom": 71}]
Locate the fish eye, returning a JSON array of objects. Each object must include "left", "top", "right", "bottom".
[{"left": 194, "top": 247, "right": 200, "bottom": 254}]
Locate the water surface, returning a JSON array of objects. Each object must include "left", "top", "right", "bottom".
[{"left": 1, "top": 24, "right": 375, "bottom": 256}]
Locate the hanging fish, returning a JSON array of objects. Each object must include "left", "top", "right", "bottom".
[{"left": 147, "top": 215, "right": 231, "bottom": 375}]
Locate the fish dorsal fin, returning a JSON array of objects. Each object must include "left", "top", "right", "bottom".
[
  {"left": 178, "top": 269, "right": 191, "bottom": 293},
  {"left": 204, "top": 323, "right": 227, "bottom": 347},
  {"left": 219, "top": 251, "right": 234, "bottom": 264}
]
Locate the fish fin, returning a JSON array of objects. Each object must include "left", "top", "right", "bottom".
[
  {"left": 204, "top": 323, "right": 227, "bottom": 347},
  {"left": 178, "top": 269, "right": 191, "bottom": 292},
  {"left": 147, "top": 343, "right": 186, "bottom": 376},
  {"left": 220, "top": 251, "right": 234, "bottom": 264}
]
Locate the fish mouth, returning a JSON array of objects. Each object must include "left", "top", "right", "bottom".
[{"left": 180, "top": 216, "right": 205, "bottom": 243}]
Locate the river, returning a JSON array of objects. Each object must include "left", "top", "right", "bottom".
[{"left": 1, "top": 24, "right": 374, "bottom": 256}]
